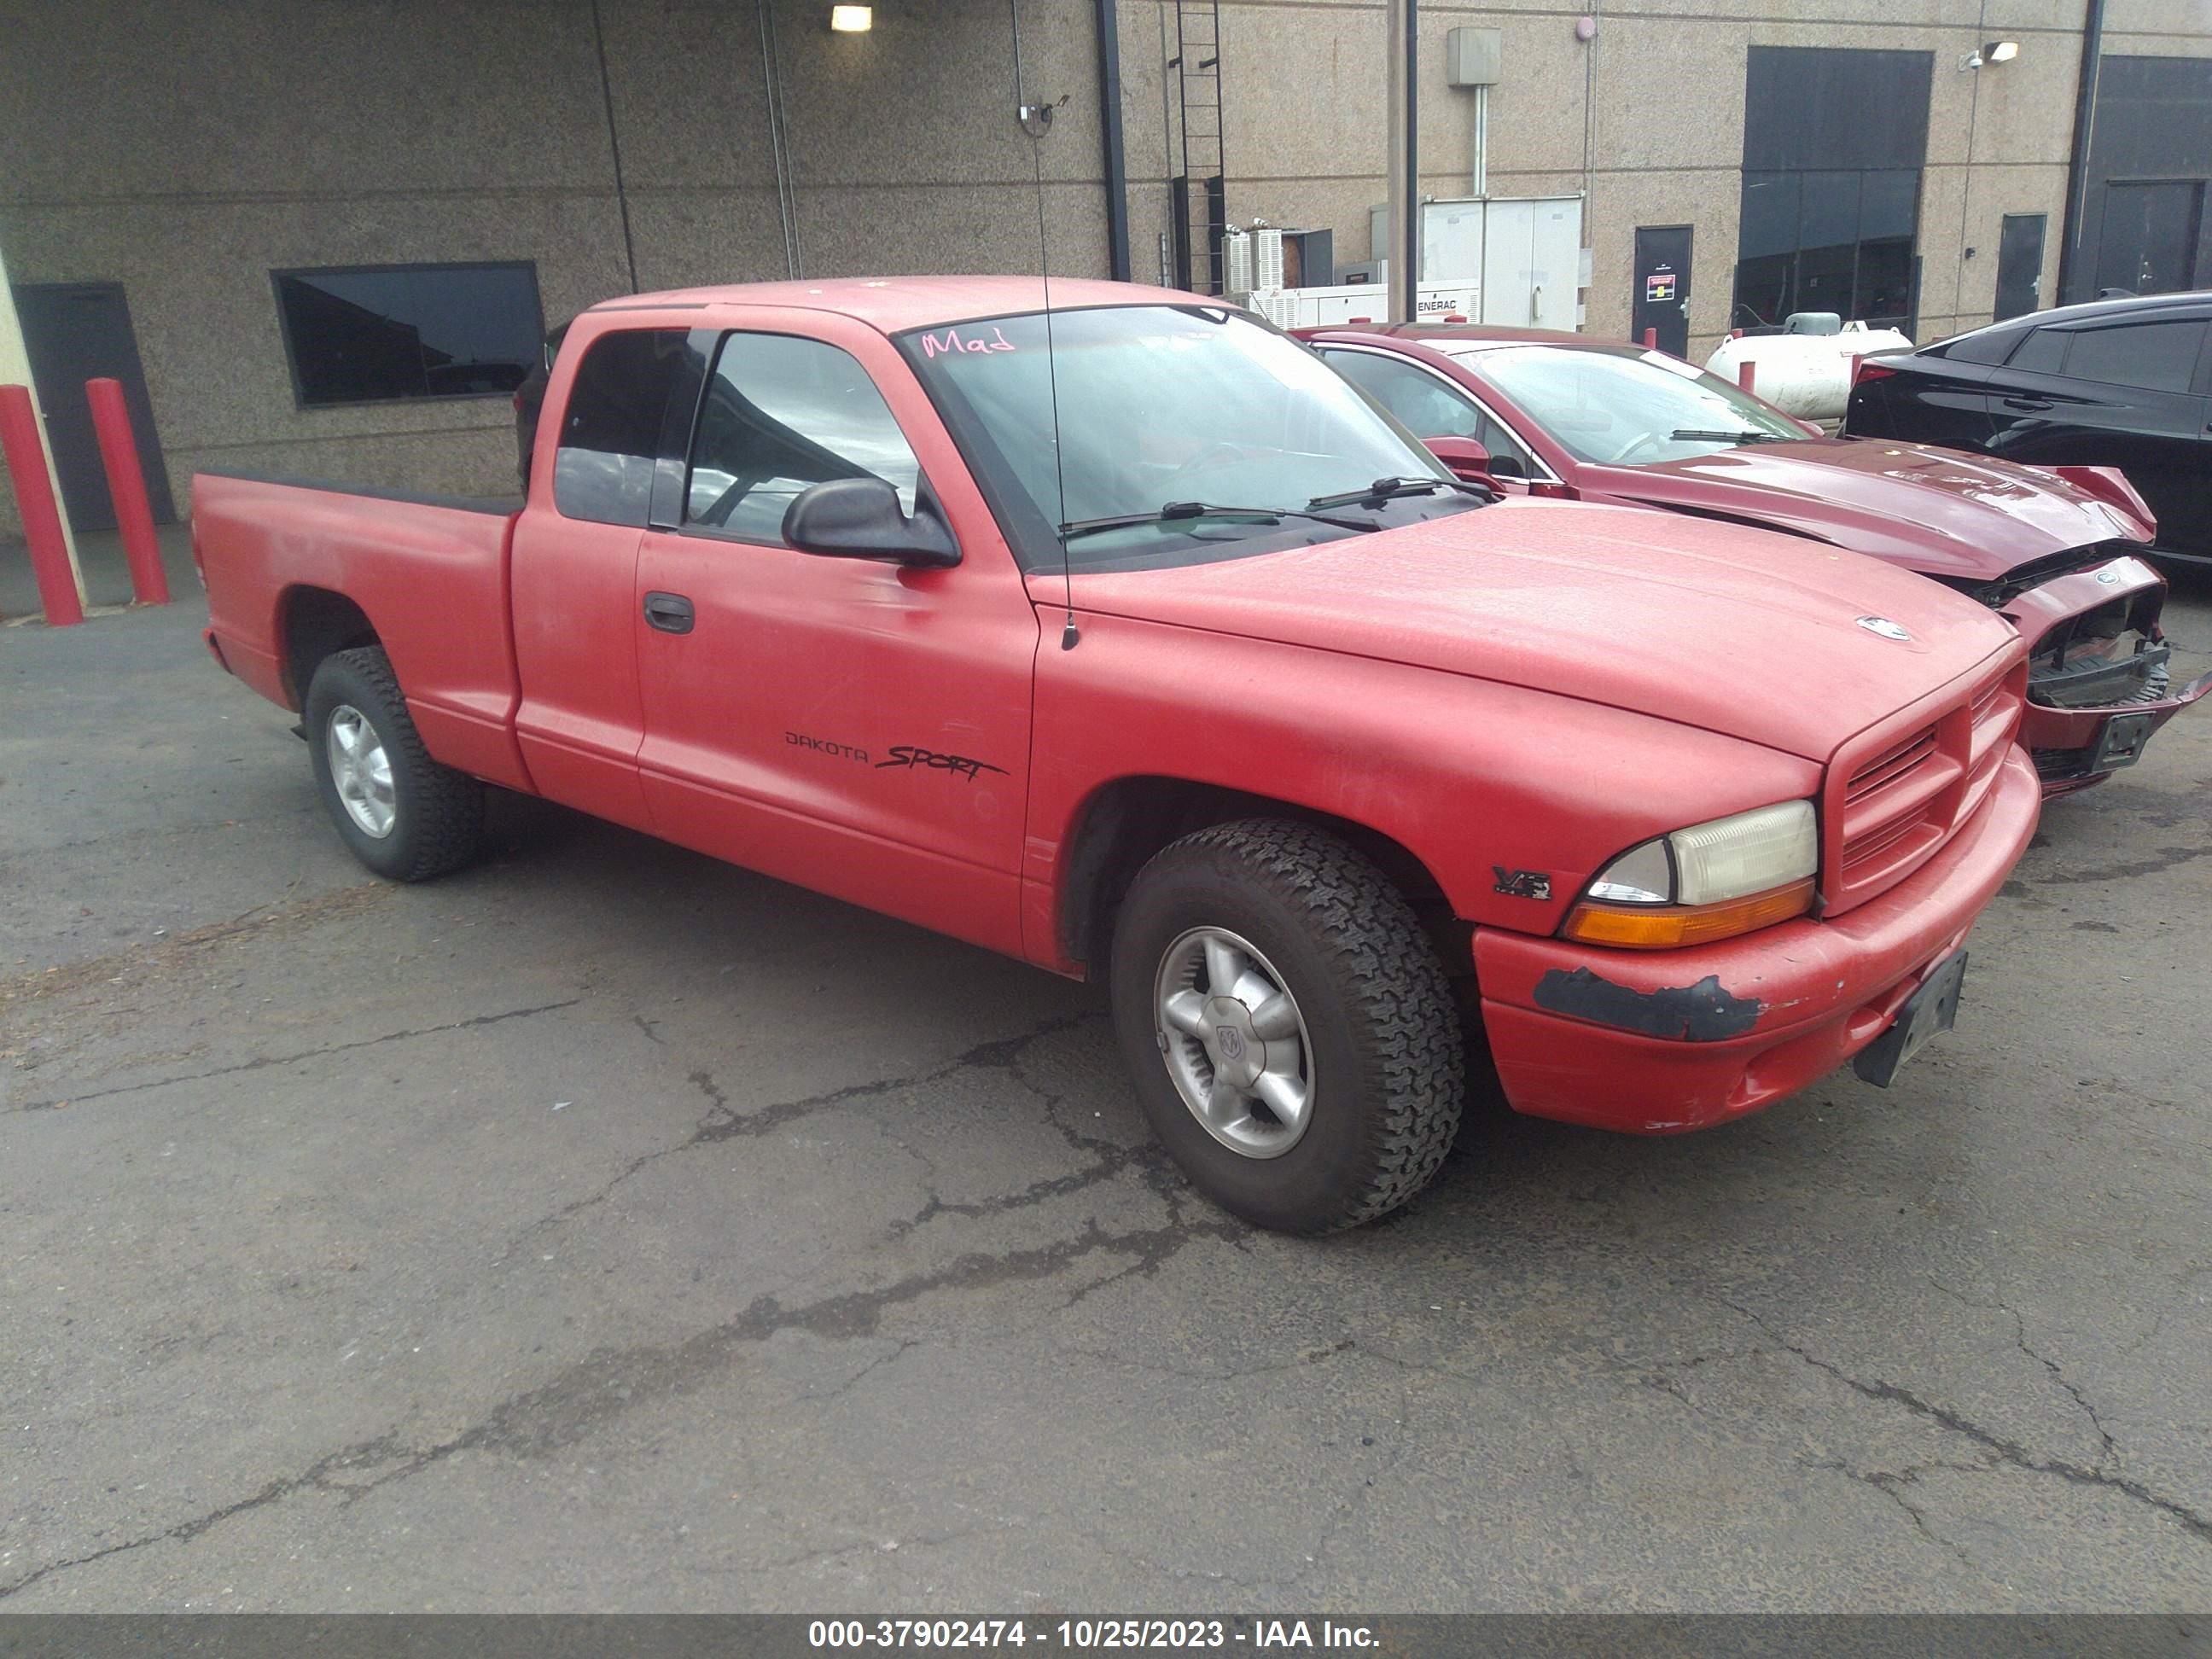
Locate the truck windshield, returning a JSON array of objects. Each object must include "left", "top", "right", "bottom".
[
  {"left": 901, "top": 305, "right": 1469, "bottom": 568},
  {"left": 1462, "top": 344, "right": 1807, "bottom": 467}
]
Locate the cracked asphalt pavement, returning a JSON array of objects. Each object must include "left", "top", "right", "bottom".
[{"left": 2, "top": 574, "right": 2208, "bottom": 1612}]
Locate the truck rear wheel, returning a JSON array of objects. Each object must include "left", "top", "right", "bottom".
[
  {"left": 304, "top": 646, "right": 484, "bottom": 882},
  {"left": 1109, "top": 818, "right": 1464, "bottom": 1233}
]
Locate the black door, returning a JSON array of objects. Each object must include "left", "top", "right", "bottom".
[
  {"left": 10, "top": 282, "right": 175, "bottom": 530},
  {"left": 1994, "top": 213, "right": 2046, "bottom": 321},
  {"left": 1633, "top": 226, "right": 1692, "bottom": 356},
  {"left": 1985, "top": 311, "right": 2212, "bottom": 557},
  {"left": 2093, "top": 181, "right": 2203, "bottom": 297}
]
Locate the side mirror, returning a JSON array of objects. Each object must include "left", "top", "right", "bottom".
[
  {"left": 1423, "top": 434, "right": 1494, "bottom": 482},
  {"left": 783, "top": 477, "right": 960, "bottom": 569}
]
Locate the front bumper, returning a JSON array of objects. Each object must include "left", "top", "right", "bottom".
[
  {"left": 1470, "top": 744, "right": 2040, "bottom": 1134},
  {"left": 2023, "top": 666, "right": 2212, "bottom": 793},
  {"left": 2006, "top": 555, "right": 2208, "bottom": 793}
]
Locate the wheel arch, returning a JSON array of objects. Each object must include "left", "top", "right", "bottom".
[
  {"left": 1056, "top": 774, "right": 1462, "bottom": 978},
  {"left": 278, "top": 586, "right": 381, "bottom": 709}
]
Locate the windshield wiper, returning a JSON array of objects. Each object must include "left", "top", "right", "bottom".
[
  {"left": 1060, "top": 500, "right": 1377, "bottom": 540},
  {"left": 1670, "top": 428, "right": 1787, "bottom": 445},
  {"left": 1306, "top": 474, "right": 1493, "bottom": 509}
]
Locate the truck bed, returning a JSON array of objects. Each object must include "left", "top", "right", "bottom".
[{"left": 195, "top": 471, "right": 533, "bottom": 792}]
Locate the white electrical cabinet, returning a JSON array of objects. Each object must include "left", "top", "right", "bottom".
[
  {"left": 1247, "top": 281, "right": 1481, "bottom": 329},
  {"left": 1363, "top": 195, "right": 1583, "bottom": 331}
]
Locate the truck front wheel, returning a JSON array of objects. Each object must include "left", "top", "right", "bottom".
[
  {"left": 1109, "top": 819, "right": 1465, "bottom": 1233},
  {"left": 304, "top": 646, "right": 485, "bottom": 882}
]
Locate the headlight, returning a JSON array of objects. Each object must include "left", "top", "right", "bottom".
[{"left": 1563, "top": 800, "right": 1817, "bottom": 949}]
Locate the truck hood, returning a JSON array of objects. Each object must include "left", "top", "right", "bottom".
[
  {"left": 1575, "top": 438, "right": 2151, "bottom": 582},
  {"left": 1044, "top": 498, "right": 2019, "bottom": 764}
]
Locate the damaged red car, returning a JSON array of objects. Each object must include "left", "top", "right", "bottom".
[{"left": 1302, "top": 323, "right": 2209, "bottom": 795}]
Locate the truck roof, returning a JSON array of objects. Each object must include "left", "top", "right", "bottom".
[{"left": 590, "top": 275, "right": 1201, "bottom": 333}]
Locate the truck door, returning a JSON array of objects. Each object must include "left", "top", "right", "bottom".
[
  {"left": 632, "top": 317, "right": 1037, "bottom": 958},
  {"left": 510, "top": 325, "right": 702, "bottom": 831}
]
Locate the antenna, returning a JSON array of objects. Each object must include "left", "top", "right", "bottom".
[{"left": 1012, "top": 0, "right": 1078, "bottom": 649}]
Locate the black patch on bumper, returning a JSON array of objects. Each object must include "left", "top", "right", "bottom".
[{"left": 1534, "top": 967, "right": 1763, "bottom": 1042}]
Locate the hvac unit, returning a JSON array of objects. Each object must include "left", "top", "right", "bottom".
[
  {"left": 1225, "top": 227, "right": 1285, "bottom": 296},
  {"left": 1224, "top": 228, "right": 1254, "bottom": 296}
]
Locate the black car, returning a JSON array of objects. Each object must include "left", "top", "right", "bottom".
[{"left": 1842, "top": 291, "right": 2212, "bottom": 564}]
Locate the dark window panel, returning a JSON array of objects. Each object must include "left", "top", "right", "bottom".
[
  {"left": 2006, "top": 328, "right": 2068, "bottom": 373},
  {"left": 2072, "top": 55, "right": 2212, "bottom": 304},
  {"left": 273, "top": 262, "right": 544, "bottom": 408},
  {"left": 1743, "top": 46, "right": 1933, "bottom": 172},
  {"left": 554, "top": 327, "right": 691, "bottom": 527},
  {"left": 1860, "top": 171, "right": 1919, "bottom": 243},
  {"left": 1855, "top": 237, "right": 1916, "bottom": 329},
  {"left": 2061, "top": 318, "right": 2208, "bottom": 393},
  {"left": 1799, "top": 172, "right": 1862, "bottom": 253},
  {"left": 1732, "top": 253, "right": 1795, "bottom": 330},
  {"left": 1738, "top": 172, "right": 1802, "bottom": 260}
]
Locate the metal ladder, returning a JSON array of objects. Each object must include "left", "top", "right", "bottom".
[{"left": 1168, "top": 0, "right": 1225, "bottom": 294}]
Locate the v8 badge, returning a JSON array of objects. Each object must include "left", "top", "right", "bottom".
[{"left": 1493, "top": 866, "right": 1552, "bottom": 901}]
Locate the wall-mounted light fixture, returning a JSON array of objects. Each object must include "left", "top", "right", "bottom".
[
  {"left": 830, "top": 5, "right": 872, "bottom": 32},
  {"left": 1964, "top": 38, "right": 2019, "bottom": 69}
]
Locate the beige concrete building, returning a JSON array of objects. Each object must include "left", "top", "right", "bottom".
[{"left": 2, "top": 0, "right": 2209, "bottom": 538}]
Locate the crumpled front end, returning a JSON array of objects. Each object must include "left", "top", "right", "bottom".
[{"left": 1970, "top": 550, "right": 2209, "bottom": 795}]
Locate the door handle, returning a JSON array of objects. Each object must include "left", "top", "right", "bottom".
[
  {"left": 2002, "top": 397, "right": 2052, "bottom": 412},
  {"left": 643, "top": 591, "right": 695, "bottom": 634}
]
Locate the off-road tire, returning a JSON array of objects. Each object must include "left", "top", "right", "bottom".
[
  {"left": 1109, "top": 818, "right": 1465, "bottom": 1233},
  {"left": 304, "top": 646, "right": 485, "bottom": 882}
]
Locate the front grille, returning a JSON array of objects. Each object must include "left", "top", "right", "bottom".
[
  {"left": 1846, "top": 725, "right": 1937, "bottom": 806},
  {"left": 1826, "top": 656, "right": 2025, "bottom": 914}
]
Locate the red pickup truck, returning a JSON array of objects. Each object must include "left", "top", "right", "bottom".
[{"left": 195, "top": 276, "right": 2040, "bottom": 1233}]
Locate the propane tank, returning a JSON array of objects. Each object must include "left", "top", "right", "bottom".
[{"left": 1703, "top": 320, "right": 1913, "bottom": 423}]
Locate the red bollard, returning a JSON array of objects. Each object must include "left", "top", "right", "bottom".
[
  {"left": 85, "top": 377, "right": 167, "bottom": 604},
  {"left": 0, "top": 383, "right": 84, "bottom": 627},
  {"left": 1738, "top": 359, "right": 1757, "bottom": 394},
  {"left": 1643, "top": 327, "right": 1658, "bottom": 349}
]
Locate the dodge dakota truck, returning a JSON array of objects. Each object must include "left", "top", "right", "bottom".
[{"left": 195, "top": 276, "right": 2040, "bottom": 1234}]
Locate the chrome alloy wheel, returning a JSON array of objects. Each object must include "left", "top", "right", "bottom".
[
  {"left": 326, "top": 703, "right": 396, "bottom": 839},
  {"left": 1153, "top": 926, "right": 1314, "bottom": 1158}
]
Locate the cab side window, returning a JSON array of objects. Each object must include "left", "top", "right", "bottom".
[
  {"left": 687, "top": 333, "right": 923, "bottom": 542},
  {"left": 2058, "top": 319, "right": 2207, "bottom": 394},
  {"left": 1321, "top": 349, "right": 1534, "bottom": 477},
  {"left": 554, "top": 328, "right": 690, "bottom": 527}
]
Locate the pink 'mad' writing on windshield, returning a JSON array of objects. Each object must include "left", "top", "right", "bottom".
[{"left": 919, "top": 326, "right": 1017, "bottom": 359}]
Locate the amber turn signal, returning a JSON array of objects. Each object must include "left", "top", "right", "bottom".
[{"left": 1562, "top": 877, "right": 1816, "bottom": 950}]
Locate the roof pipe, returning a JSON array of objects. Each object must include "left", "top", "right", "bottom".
[
  {"left": 1093, "top": 0, "right": 1132, "bottom": 281},
  {"left": 1386, "top": 0, "right": 1417, "bottom": 323},
  {"left": 2057, "top": 0, "right": 2107, "bottom": 306}
]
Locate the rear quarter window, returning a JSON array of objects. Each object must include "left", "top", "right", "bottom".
[
  {"left": 554, "top": 328, "right": 693, "bottom": 527},
  {"left": 1935, "top": 327, "right": 2023, "bottom": 366},
  {"left": 2005, "top": 328, "right": 2067, "bottom": 374}
]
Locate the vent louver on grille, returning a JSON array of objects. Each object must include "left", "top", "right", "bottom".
[{"left": 1825, "top": 658, "right": 2025, "bottom": 914}]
